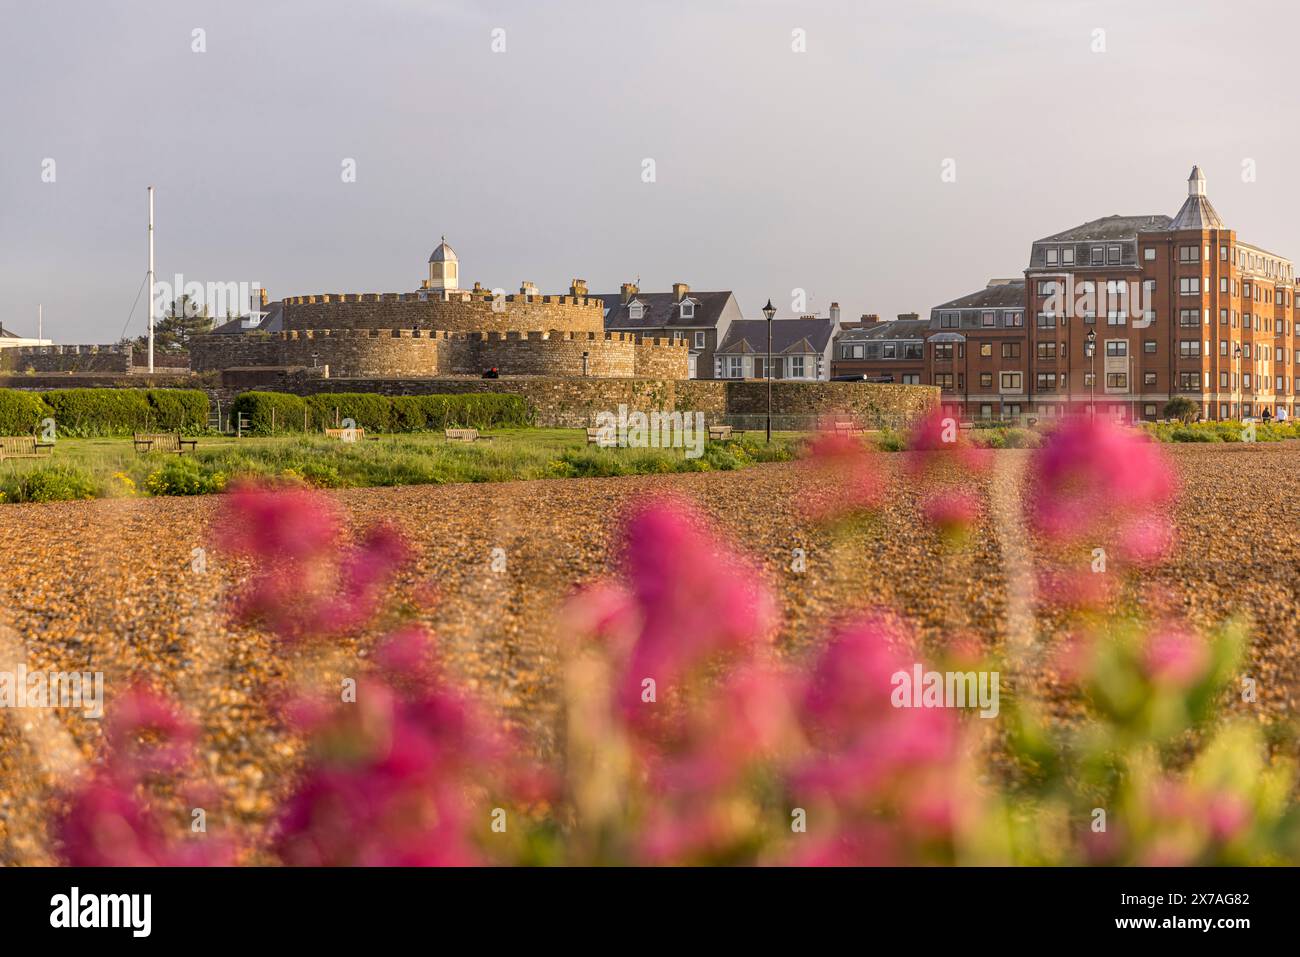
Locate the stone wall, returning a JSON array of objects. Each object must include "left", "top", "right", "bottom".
[
  {"left": 190, "top": 329, "right": 689, "bottom": 380},
  {"left": 280, "top": 292, "right": 605, "bottom": 335},
  {"left": 3, "top": 344, "right": 133, "bottom": 374},
  {"left": 724, "top": 380, "right": 938, "bottom": 428},
  {"left": 224, "top": 373, "right": 936, "bottom": 429}
]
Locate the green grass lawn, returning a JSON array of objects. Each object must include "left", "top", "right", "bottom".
[{"left": 0, "top": 429, "right": 804, "bottom": 503}]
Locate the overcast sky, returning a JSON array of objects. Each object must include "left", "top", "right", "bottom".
[{"left": 4, "top": 0, "right": 1299, "bottom": 342}]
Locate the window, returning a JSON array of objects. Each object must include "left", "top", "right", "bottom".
[
  {"left": 941, "top": 313, "right": 959, "bottom": 329},
  {"left": 982, "top": 311, "right": 995, "bottom": 327},
  {"left": 1243, "top": 373, "right": 1252, "bottom": 388},
  {"left": 1045, "top": 248, "right": 1058, "bottom": 266},
  {"left": 1179, "top": 371, "right": 1199, "bottom": 390},
  {"left": 1179, "top": 340, "right": 1201, "bottom": 358},
  {"left": 1037, "top": 313, "right": 1057, "bottom": 328},
  {"left": 680, "top": 300, "right": 695, "bottom": 319},
  {"left": 1107, "top": 245, "right": 1121, "bottom": 264},
  {"left": 1220, "top": 308, "right": 1228, "bottom": 324},
  {"left": 1005, "top": 312, "right": 1024, "bottom": 327},
  {"left": 1144, "top": 371, "right": 1157, "bottom": 386},
  {"left": 980, "top": 404, "right": 993, "bottom": 419},
  {"left": 725, "top": 356, "right": 743, "bottom": 378},
  {"left": 694, "top": 331, "right": 706, "bottom": 348},
  {"left": 1178, "top": 309, "right": 1200, "bottom": 326},
  {"left": 1062, "top": 248, "right": 1074, "bottom": 265},
  {"left": 934, "top": 343, "right": 954, "bottom": 361},
  {"left": 1220, "top": 278, "right": 1228, "bottom": 293},
  {"left": 1036, "top": 372, "right": 1058, "bottom": 391},
  {"left": 1143, "top": 248, "right": 1156, "bottom": 262},
  {"left": 901, "top": 374, "right": 920, "bottom": 385},
  {"left": 1144, "top": 340, "right": 1157, "bottom": 354},
  {"left": 790, "top": 356, "right": 806, "bottom": 378},
  {"left": 1179, "top": 277, "right": 1200, "bottom": 295},
  {"left": 979, "top": 372, "right": 993, "bottom": 387},
  {"left": 1001, "top": 342, "right": 1021, "bottom": 359},
  {"left": 934, "top": 373, "right": 954, "bottom": 388},
  {"left": 1107, "top": 310, "right": 1127, "bottom": 326},
  {"left": 1106, "top": 340, "right": 1128, "bottom": 357},
  {"left": 1084, "top": 372, "right": 1095, "bottom": 386},
  {"left": 1001, "top": 372, "right": 1022, "bottom": 390},
  {"left": 1091, "top": 246, "right": 1104, "bottom": 265},
  {"left": 882, "top": 342, "right": 896, "bottom": 359},
  {"left": 979, "top": 342, "right": 992, "bottom": 358},
  {"left": 628, "top": 301, "right": 644, "bottom": 321},
  {"left": 1037, "top": 342, "right": 1057, "bottom": 359},
  {"left": 1220, "top": 340, "right": 1229, "bottom": 356},
  {"left": 1144, "top": 404, "right": 1157, "bottom": 418},
  {"left": 1179, "top": 245, "right": 1199, "bottom": 263},
  {"left": 1219, "top": 372, "right": 1229, "bottom": 388},
  {"left": 1106, "top": 372, "right": 1128, "bottom": 389},
  {"left": 1220, "top": 245, "right": 1229, "bottom": 260}
]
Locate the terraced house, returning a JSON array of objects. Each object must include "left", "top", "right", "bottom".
[
  {"left": 925, "top": 167, "right": 1299, "bottom": 423},
  {"left": 598, "top": 282, "right": 742, "bottom": 378}
]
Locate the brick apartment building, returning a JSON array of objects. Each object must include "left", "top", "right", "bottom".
[
  {"left": 919, "top": 167, "right": 1299, "bottom": 422},
  {"left": 831, "top": 314, "right": 928, "bottom": 383}
]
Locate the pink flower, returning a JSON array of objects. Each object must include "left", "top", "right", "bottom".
[
  {"left": 1143, "top": 626, "right": 1210, "bottom": 687},
  {"left": 921, "top": 489, "right": 982, "bottom": 538},
  {"left": 904, "top": 408, "right": 993, "bottom": 478},
  {"left": 106, "top": 684, "right": 197, "bottom": 778},
  {"left": 216, "top": 483, "right": 411, "bottom": 643},
  {"left": 1118, "top": 514, "right": 1176, "bottom": 565},
  {"left": 1027, "top": 417, "right": 1177, "bottom": 544},
  {"left": 614, "top": 499, "right": 775, "bottom": 723},
  {"left": 801, "top": 431, "right": 885, "bottom": 519}
]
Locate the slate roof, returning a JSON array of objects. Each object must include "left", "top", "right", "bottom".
[
  {"left": 931, "top": 281, "right": 1026, "bottom": 311},
  {"left": 207, "top": 301, "right": 285, "bottom": 335},
  {"left": 1034, "top": 214, "right": 1171, "bottom": 244},
  {"left": 597, "top": 291, "right": 735, "bottom": 330},
  {"left": 836, "top": 319, "right": 930, "bottom": 342},
  {"left": 716, "top": 318, "right": 834, "bottom": 355}
]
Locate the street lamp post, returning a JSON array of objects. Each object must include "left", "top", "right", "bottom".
[
  {"left": 1085, "top": 328, "right": 1096, "bottom": 417},
  {"left": 763, "top": 299, "right": 776, "bottom": 443}
]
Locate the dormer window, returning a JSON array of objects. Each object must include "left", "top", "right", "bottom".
[
  {"left": 628, "top": 300, "right": 644, "bottom": 321},
  {"left": 680, "top": 299, "right": 695, "bottom": 320}
]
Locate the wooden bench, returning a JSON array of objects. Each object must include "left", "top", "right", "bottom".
[
  {"left": 708, "top": 425, "right": 733, "bottom": 441},
  {"left": 0, "top": 435, "right": 54, "bottom": 461},
  {"left": 585, "top": 427, "right": 618, "bottom": 447},
  {"left": 831, "top": 421, "right": 863, "bottom": 436},
  {"left": 445, "top": 428, "right": 493, "bottom": 443},
  {"left": 324, "top": 427, "right": 377, "bottom": 442},
  {"left": 133, "top": 432, "right": 198, "bottom": 455}
]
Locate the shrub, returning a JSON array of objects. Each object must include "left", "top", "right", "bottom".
[
  {"left": 143, "top": 457, "right": 227, "bottom": 496},
  {"left": 230, "top": 392, "right": 308, "bottom": 435},
  {"left": 39, "top": 389, "right": 153, "bottom": 436},
  {"left": 0, "top": 390, "right": 52, "bottom": 435},
  {"left": 0, "top": 464, "right": 101, "bottom": 503},
  {"left": 145, "top": 389, "right": 209, "bottom": 433},
  {"left": 1163, "top": 396, "right": 1199, "bottom": 423},
  {"left": 304, "top": 393, "right": 394, "bottom": 433}
]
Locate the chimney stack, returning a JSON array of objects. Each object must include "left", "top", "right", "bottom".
[
  {"left": 671, "top": 282, "right": 690, "bottom": 300},
  {"left": 897, "top": 312, "right": 919, "bottom": 321},
  {"left": 520, "top": 281, "right": 539, "bottom": 297},
  {"left": 620, "top": 282, "right": 639, "bottom": 303},
  {"left": 569, "top": 278, "right": 589, "bottom": 297},
  {"left": 829, "top": 302, "right": 841, "bottom": 325}
]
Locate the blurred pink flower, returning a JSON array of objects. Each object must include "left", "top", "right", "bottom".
[
  {"left": 904, "top": 408, "right": 992, "bottom": 478},
  {"left": 216, "top": 483, "right": 411, "bottom": 643},
  {"left": 801, "top": 431, "right": 885, "bottom": 519},
  {"left": 1143, "top": 626, "right": 1210, "bottom": 687},
  {"left": 1118, "top": 514, "right": 1176, "bottom": 566},
  {"left": 1027, "top": 417, "right": 1177, "bottom": 544},
  {"left": 614, "top": 499, "right": 775, "bottom": 724},
  {"left": 106, "top": 684, "right": 197, "bottom": 778},
  {"left": 275, "top": 628, "right": 547, "bottom": 866},
  {"left": 921, "top": 489, "right": 982, "bottom": 539}
]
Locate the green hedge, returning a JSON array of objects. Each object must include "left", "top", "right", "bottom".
[
  {"left": 229, "top": 392, "right": 307, "bottom": 434},
  {"left": 0, "top": 390, "right": 52, "bottom": 435},
  {"left": 35, "top": 389, "right": 209, "bottom": 436},
  {"left": 229, "top": 391, "right": 533, "bottom": 435}
]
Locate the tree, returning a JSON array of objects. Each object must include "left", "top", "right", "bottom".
[
  {"left": 1163, "top": 396, "right": 1198, "bottom": 423},
  {"left": 135, "top": 295, "right": 213, "bottom": 352}
]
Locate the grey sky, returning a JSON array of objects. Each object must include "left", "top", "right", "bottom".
[{"left": 3, "top": 0, "right": 1298, "bottom": 342}]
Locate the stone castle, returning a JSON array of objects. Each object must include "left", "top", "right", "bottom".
[{"left": 189, "top": 239, "right": 689, "bottom": 379}]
